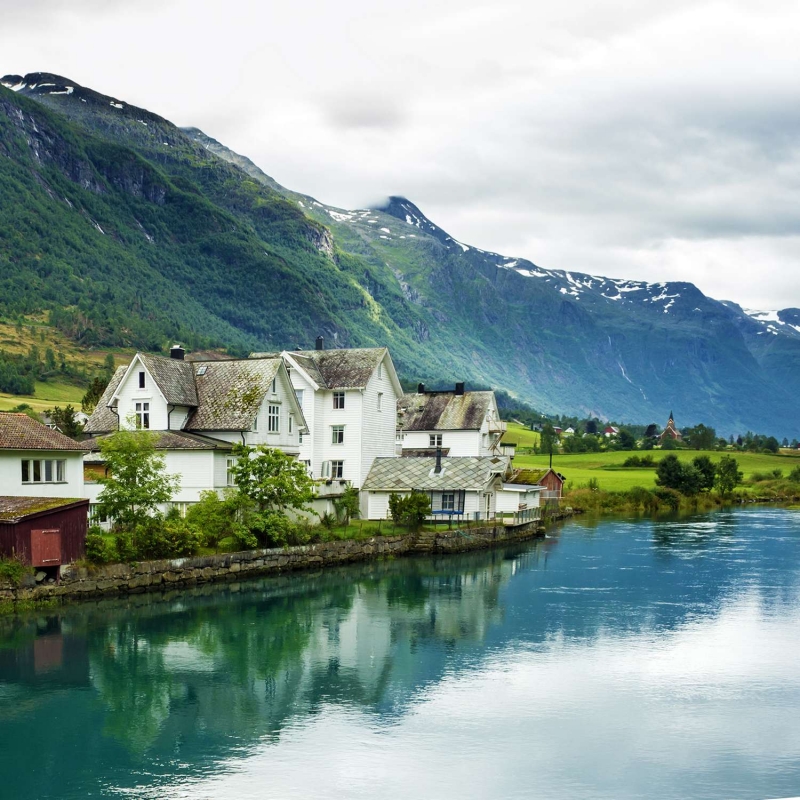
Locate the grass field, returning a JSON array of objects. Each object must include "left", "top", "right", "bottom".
[
  {"left": 505, "top": 422, "right": 541, "bottom": 449},
  {"left": 0, "top": 381, "right": 86, "bottom": 413},
  {"left": 514, "top": 449, "right": 800, "bottom": 491}
]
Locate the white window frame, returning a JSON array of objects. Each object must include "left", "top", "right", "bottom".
[
  {"left": 268, "top": 404, "right": 280, "bottom": 433},
  {"left": 331, "top": 425, "right": 345, "bottom": 445},
  {"left": 21, "top": 458, "right": 67, "bottom": 484},
  {"left": 333, "top": 391, "right": 345, "bottom": 410},
  {"left": 135, "top": 401, "right": 150, "bottom": 429},
  {"left": 429, "top": 433, "right": 443, "bottom": 447},
  {"left": 377, "top": 392, "right": 383, "bottom": 411},
  {"left": 271, "top": 377, "right": 277, "bottom": 394},
  {"left": 441, "top": 492, "right": 456, "bottom": 511},
  {"left": 226, "top": 457, "right": 237, "bottom": 487},
  {"left": 331, "top": 460, "right": 344, "bottom": 479},
  {"left": 378, "top": 362, "right": 383, "bottom": 379},
  {"left": 294, "top": 388, "right": 304, "bottom": 407},
  {"left": 138, "top": 370, "right": 146, "bottom": 389},
  {"left": 288, "top": 415, "right": 294, "bottom": 434}
]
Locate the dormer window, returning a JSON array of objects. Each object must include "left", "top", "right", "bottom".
[{"left": 138, "top": 371, "right": 146, "bottom": 389}]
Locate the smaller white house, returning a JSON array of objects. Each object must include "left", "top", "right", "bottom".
[
  {"left": 361, "top": 455, "right": 508, "bottom": 522},
  {"left": 397, "top": 384, "right": 507, "bottom": 458},
  {"left": 0, "top": 413, "right": 87, "bottom": 498},
  {"left": 495, "top": 482, "right": 543, "bottom": 524}
]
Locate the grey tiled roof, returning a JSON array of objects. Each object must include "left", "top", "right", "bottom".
[
  {"left": 362, "top": 456, "right": 507, "bottom": 491},
  {"left": 0, "top": 413, "right": 88, "bottom": 451},
  {"left": 253, "top": 347, "right": 386, "bottom": 389},
  {"left": 83, "top": 431, "right": 234, "bottom": 459},
  {"left": 83, "top": 365, "right": 127, "bottom": 434},
  {"left": 398, "top": 391, "right": 494, "bottom": 431},
  {"left": 139, "top": 354, "right": 198, "bottom": 406},
  {"left": 186, "top": 358, "right": 282, "bottom": 431}
]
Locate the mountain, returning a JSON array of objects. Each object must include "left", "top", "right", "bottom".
[{"left": 2, "top": 72, "right": 800, "bottom": 437}]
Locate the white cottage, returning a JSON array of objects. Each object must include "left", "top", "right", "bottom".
[
  {"left": 252, "top": 342, "right": 402, "bottom": 488},
  {"left": 361, "top": 455, "right": 508, "bottom": 522},
  {"left": 82, "top": 348, "right": 308, "bottom": 515},
  {"left": 0, "top": 413, "right": 87, "bottom": 498},
  {"left": 397, "top": 384, "right": 507, "bottom": 458}
]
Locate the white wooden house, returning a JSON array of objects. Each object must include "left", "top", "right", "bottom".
[
  {"left": 397, "top": 384, "right": 507, "bottom": 458},
  {"left": 0, "top": 413, "right": 87, "bottom": 498},
  {"left": 82, "top": 347, "right": 308, "bottom": 517},
  {"left": 361, "top": 455, "right": 508, "bottom": 522},
  {"left": 252, "top": 342, "right": 403, "bottom": 488}
]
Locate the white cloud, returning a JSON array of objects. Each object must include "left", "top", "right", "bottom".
[{"left": 3, "top": 0, "right": 800, "bottom": 308}]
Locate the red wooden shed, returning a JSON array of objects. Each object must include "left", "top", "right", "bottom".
[{"left": 0, "top": 497, "right": 89, "bottom": 568}]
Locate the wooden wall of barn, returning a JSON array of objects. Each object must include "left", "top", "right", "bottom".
[{"left": 0, "top": 504, "right": 88, "bottom": 566}]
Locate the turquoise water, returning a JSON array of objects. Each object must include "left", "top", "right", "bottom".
[{"left": 2, "top": 507, "right": 800, "bottom": 799}]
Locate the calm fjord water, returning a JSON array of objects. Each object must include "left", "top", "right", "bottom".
[{"left": 2, "top": 507, "right": 800, "bottom": 800}]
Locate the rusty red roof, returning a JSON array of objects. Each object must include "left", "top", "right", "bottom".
[{"left": 0, "top": 414, "right": 88, "bottom": 451}]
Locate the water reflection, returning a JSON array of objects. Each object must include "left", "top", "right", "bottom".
[{"left": 1, "top": 508, "right": 800, "bottom": 800}]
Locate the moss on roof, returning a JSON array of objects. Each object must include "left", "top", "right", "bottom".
[{"left": 0, "top": 496, "right": 86, "bottom": 522}]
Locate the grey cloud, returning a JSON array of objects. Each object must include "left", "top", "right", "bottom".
[{"left": 321, "top": 93, "right": 407, "bottom": 131}]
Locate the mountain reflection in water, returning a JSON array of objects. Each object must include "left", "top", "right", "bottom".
[{"left": 1, "top": 507, "right": 800, "bottom": 800}]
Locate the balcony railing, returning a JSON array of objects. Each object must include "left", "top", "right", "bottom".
[{"left": 488, "top": 420, "right": 508, "bottom": 434}]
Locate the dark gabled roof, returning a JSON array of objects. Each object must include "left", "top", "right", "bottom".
[
  {"left": 83, "top": 365, "right": 127, "bottom": 434},
  {"left": 254, "top": 348, "right": 387, "bottom": 389},
  {"left": 83, "top": 431, "right": 234, "bottom": 461},
  {"left": 362, "top": 456, "right": 507, "bottom": 491},
  {"left": 186, "top": 358, "right": 283, "bottom": 431},
  {"left": 0, "top": 496, "right": 88, "bottom": 523},
  {"left": 397, "top": 391, "right": 494, "bottom": 432},
  {"left": 0, "top": 414, "right": 88, "bottom": 451},
  {"left": 138, "top": 354, "right": 198, "bottom": 406}
]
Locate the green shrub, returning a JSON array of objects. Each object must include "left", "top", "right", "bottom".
[
  {"left": 388, "top": 492, "right": 431, "bottom": 530},
  {"left": 320, "top": 512, "right": 336, "bottom": 530},
  {"left": 0, "top": 555, "right": 29, "bottom": 586},
  {"left": 654, "top": 487, "right": 681, "bottom": 510},
  {"left": 85, "top": 526, "right": 116, "bottom": 564},
  {"left": 186, "top": 490, "right": 245, "bottom": 549},
  {"left": 789, "top": 466, "right": 800, "bottom": 483}
]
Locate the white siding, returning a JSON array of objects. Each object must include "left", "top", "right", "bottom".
[
  {"left": 402, "top": 429, "right": 482, "bottom": 457},
  {"left": 0, "top": 450, "right": 84, "bottom": 498},
  {"left": 359, "top": 352, "right": 399, "bottom": 485},
  {"left": 114, "top": 357, "right": 169, "bottom": 430}
]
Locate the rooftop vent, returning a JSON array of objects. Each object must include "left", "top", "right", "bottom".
[
  {"left": 455, "top": 382, "right": 465, "bottom": 395},
  {"left": 434, "top": 446, "right": 443, "bottom": 474},
  {"left": 170, "top": 345, "right": 185, "bottom": 361},
  {"left": 417, "top": 383, "right": 425, "bottom": 394},
  {"left": 315, "top": 336, "right": 324, "bottom": 351}
]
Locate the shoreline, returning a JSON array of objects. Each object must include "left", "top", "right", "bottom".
[{"left": 0, "top": 513, "right": 575, "bottom": 615}]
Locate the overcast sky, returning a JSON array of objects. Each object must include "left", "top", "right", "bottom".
[{"left": 3, "top": 0, "right": 800, "bottom": 309}]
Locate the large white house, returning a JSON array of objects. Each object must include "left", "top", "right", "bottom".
[
  {"left": 82, "top": 347, "right": 308, "bottom": 514},
  {"left": 397, "top": 384, "right": 507, "bottom": 457},
  {"left": 252, "top": 342, "right": 402, "bottom": 488},
  {"left": 0, "top": 413, "right": 87, "bottom": 498}
]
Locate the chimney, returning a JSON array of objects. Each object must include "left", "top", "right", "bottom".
[
  {"left": 455, "top": 382, "right": 465, "bottom": 396},
  {"left": 170, "top": 345, "right": 185, "bottom": 361},
  {"left": 434, "top": 446, "right": 443, "bottom": 474},
  {"left": 315, "top": 336, "right": 324, "bottom": 351},
  {"left": 417, "top": 383, "right": 425, "bottom": 394}
]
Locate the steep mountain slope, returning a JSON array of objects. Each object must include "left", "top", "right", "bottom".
[{"left": 2, "top": 72, "right": 800, "bottom": 436}]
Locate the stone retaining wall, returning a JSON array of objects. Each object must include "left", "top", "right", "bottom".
[{"left": 0, "top": 520, "right": 547, "bottom": 607}]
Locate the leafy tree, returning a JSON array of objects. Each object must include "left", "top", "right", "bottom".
[
  {"left": 230, "top": 445, "right": 315, "bottom": 516},
  {"left": 617, "top": 429, "right": 636, "bottom": 450},
  {"left": 388, "top": 491, "right": 431, "bottom": 531},
  {"left": 96, "top": 428, "right": 180, "bottom": 530},
  {"left": 714, "top": 456, "right": 743, "bottom": 496},
  {"left": 186, "top": 489, "right": 257, "bottom": 550},
  {"left": 685, "top": 423, "right": 717, "bottom": 450},
  {"left": 539, "top": 423, "right": 557, "bottom": 456},
  {"left": 764, "top": 437, "right": 780, "bottom": 454},
  {"left": 333, "top": 484, "right": 361, "bottom": 526},
  {"left": 103, "top": 353, "right": 116, "bottom": 374},
  {"left": 692, "top": 455, "right": 716, "bottom": 492},
  {"left": 82, "top": 376, "right": 109, "bottom": 413},
  {"left": 661, "top": 436, "right": 677, "bottom": 450},
  {"left": 585, "top": 420, "right": 598, "bottom": 435},
  {"left": 46, "top": 404, "right": 84, "bottom": 438},
  {"left": 656, "top": 454, "right": 701, "bottom": 495}
]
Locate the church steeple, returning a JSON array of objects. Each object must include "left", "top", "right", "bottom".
[{"left": 669, "top": 410, "right": 674, "bottom": 422}]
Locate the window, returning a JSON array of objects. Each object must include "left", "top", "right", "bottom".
[
  {"left": 138, "top": 371, "right": 146, "bottom": 389},
  {"left": 331, "top": 425, "right": 345, "bottom": 444},
  {"left": 226, "top": 458, "right": 237, "bottom": 487},
  {"left": 21, "top": 459, "right": 67, "bottom": 484},
  {"left": 294, "top": 388, "right": 304, "bottom": 407},
  {"left": 271, "top": 377, "right": 277, "bottom": 394},
  {"left": 172, "top": 502, "right": 193, "bottom": 519},
  {"left": 89, "top": 504, "right": 108, "bottom": 524},
  {"left": 331, "top": 460, "right": 344, "bottom": 479},
  {"left": 302, "top": 459, "right": 312, "bottom": 475},
  {"left": 429, "top": 434, "right": 443, "bottom": 447},
  {"left": 268, "top": 404, "right": 280, "bottom": 433},
  {"left": 135, "top": 401, "right": 150, "bottom": 429},
  {"left": 299, "top": 430, "right": 304, "bottom": 444},
  {"left": 252, "top": 412, "right": 259, "bottom": 432},
  {"left": 288, "top": 415, "right": 293, "bottom": 434},
  {"left": 377, "top": 392, "right": 383, "bottom": 411},
  {"left": 378, "top": 362, "right": 383, "bottom": 379},
  {"left": 333, "top": 391, "right": 345, "bottom": 409},
  {"left": 442, "top": 492, "right": 455, "bottom": 511}
]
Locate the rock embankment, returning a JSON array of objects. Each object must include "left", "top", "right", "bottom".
[{"left": 0, "top": 520, "right": 548, "bottom": 608}]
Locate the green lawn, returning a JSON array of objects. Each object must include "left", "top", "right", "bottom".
[
  {"left": 0, "top": 381, "right": 85, "bottom": 413},
  {"left": 514, "top": 449, "right": 800, "bottom": 491},
  {"left": 504, "top": 422, "right": 541, "bottom": 450}
]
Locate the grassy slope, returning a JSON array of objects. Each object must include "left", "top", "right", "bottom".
[
  {"left": 513, "top": 449, "right": 800, "bottom": 491},
  {"left": 504, "top": 422, "right": 542, "bottom": 449}
]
